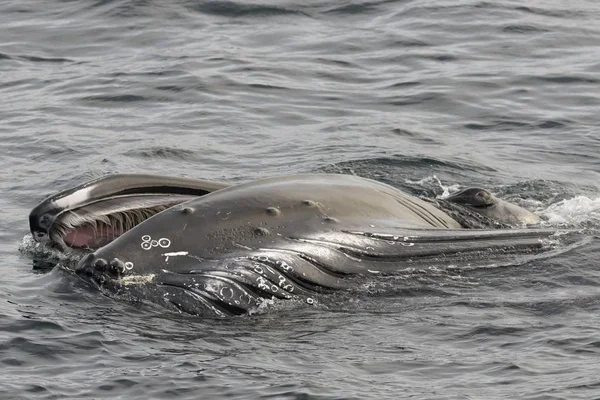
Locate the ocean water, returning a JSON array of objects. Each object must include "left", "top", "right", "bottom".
[{"left": 2, "top": 0, "right": 600, "bottom": 399}]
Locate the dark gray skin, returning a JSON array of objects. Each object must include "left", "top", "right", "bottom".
[
  {"left": 445, "top": 187, "right": 540, "bottom": 226},
  {"left": 67, "top": 174, "right": 557, "bottom": 317}
]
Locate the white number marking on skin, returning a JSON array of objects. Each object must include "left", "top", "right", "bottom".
[{"left": 141, "top": 235, "right": 172, "bottom": 250}]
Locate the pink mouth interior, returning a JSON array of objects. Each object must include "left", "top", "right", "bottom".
[{"left": 64, "top": 226, "right": 122, "bottom": 249}]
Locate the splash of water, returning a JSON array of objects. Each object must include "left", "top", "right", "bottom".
[
  {"left": 404, "top": 175, "right": 461, "bottom": 198},
  {"left": 541, "top": 196, "right": 600, "bottom": 225}
]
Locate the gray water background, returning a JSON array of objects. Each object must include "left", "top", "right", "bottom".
[{"left": 1, "top": 0, "right": 600, "bottom": 398}]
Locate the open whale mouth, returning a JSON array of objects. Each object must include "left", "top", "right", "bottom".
[
  {"left": 48, "top": 194, "right": 194, "bottom": 250},
  {"left": 29, "top": 174, "right": 230, "bottom": 251}
]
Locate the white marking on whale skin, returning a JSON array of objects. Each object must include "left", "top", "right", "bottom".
[
  {"left": 367, "top": 269, "right": 380, "bottom": 274},
  {"left": 279, "top": 262, "right": 293, "bottom": 272},
  {"left": 256, "top": 276, "right": 270, "bottom": 291},
  {"left": 142, "top": 235, "right": 171, "bottom": 250},
  {"left": 162, "top": 251, "right": 189, "bottom": 262},
  {"left": 277, "top": 275, "right": 294, "bottom": 293},
  {"left": 233, "top": 242, "right": 253, "bottom": 250},
  {"left": 54, "top": 186, "right": 93, "bottom": 209},
  {"left": 219, "top": 286, "right": 234, "bottom": 300},
  {"left": 239, "top": 293, "right": 253, "bottom": 305},
  {"left": 179, "top": 222, "right": 188, "bottom": 235},
  {"left": 162, "top": 251, "right": 189, "bottom": 256},
  {"left": 265, "top": 265, "right": 277, "bottom": 275},
  {"left": 121, "top": 274, "right": 155, "bottom": 285}
]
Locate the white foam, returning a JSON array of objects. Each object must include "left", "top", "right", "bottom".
[
  {"left": 541, "top": 196, "right": 600, "bottom": 225},
  {"left": 247, "top": 297, "right": 276, "bottom": 315},
  {"left": 121, "top": 274, "right": 155, "bottom": 285},
  {"left": 18, "top": 233, "right": 84, "bottom": 267}
]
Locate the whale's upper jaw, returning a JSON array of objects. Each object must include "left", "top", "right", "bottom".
[{"left": 30, "top": 194, "right": 194, "bottom": 251}]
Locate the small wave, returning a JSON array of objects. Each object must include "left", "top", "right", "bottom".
[
  {"left": 464, "top": 120, "right": 530, "bottom": 131},
  {"left": 19, "top": 55, "right": 72, "bottom": 63},
  {"left": 502, "top": 24, "right": 550, "bottom": 34},
  {"left": 125, "top": 147, "right": 198, "bottom": 160},
  {"left": 188, "top": 1, "right": 310, "bottom": 18},
  {"left": 535, "top": 75, "right": 600, "bottom": 84},
  {"left": 465, "top": 118, "right": 572, "bottom": 132},
  {"left": 324, "top": 3, "right": 378, "bottom": 15},
  {"left": 80, "top": 94, "right": 148, "bottom": 103},
  {"left": 0, "top": 52, "right": 72, "bottom": 63},
  {"left": 514, "top": 5, "right": 583, "bottom": 19}
]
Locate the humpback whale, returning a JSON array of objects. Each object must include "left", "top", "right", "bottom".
[{"left": 29, "top": 174, "right": 559, "bottom": 317}]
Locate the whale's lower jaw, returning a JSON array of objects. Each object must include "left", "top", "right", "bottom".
[{"left": 76, "top": 227, "right": 560, "bottom": 317}]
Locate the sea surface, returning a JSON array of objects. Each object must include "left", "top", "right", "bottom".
[{"left": 1, "top": 0, "right": 600, "bottom": 399}]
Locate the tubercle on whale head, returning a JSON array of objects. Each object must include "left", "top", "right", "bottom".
[
  {"left": 76, "top": 235, "right": 142, "bottom": 280},
  {"left": 77, "top": 252, "right": 130, "bottom": 279}
]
